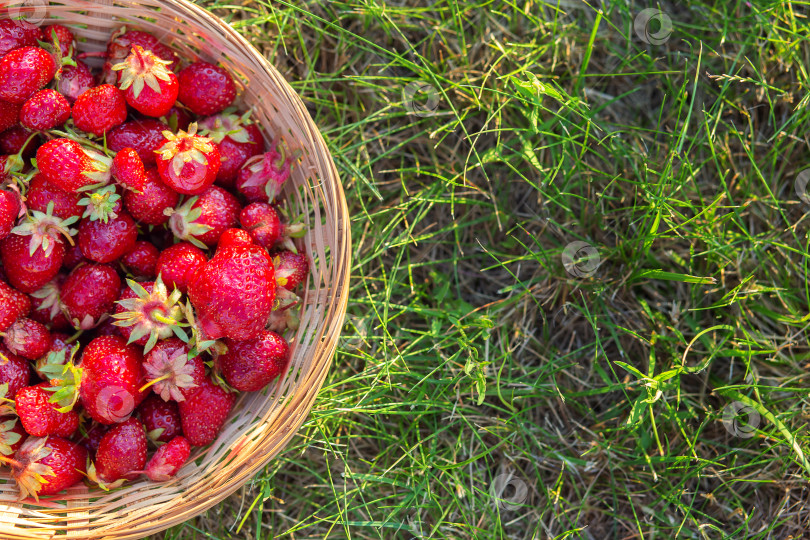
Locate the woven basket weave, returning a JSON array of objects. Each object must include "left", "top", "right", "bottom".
[{"left": 0, "top": 1, "right": 350, "bottom": 538}]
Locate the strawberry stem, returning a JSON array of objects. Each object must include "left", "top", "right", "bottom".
[
  {"left": 150, "top": 311, "right": 178, "bottom": 326},
  {"left": 139, "top": 373, "right": 171, "bottom": 393}
]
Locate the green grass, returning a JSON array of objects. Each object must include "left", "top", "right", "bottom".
[{"left": 153, "top": 0, "right": 810, "bottom": 538}]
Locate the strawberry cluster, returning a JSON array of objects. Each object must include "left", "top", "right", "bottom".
[{"left": 0, "top": 21, "right": 309, "bottom": 500}]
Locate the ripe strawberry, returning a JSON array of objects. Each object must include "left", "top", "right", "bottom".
[
  {"left": 123, "top": 167, "right": 178, "bottom": 225},
  {"left": 36, "top": 138, "right": 112, "bottom": 193},
  {"left": 113, "top": 277, "right": 184, "bottom": 352},
  {"left": 198, "top": 111, "right": 264, "bottom": 187},
  {"left": 4, "top": 318, "right": 52, "bottom": 360},
  {"left": 87, "top": 417, "right": 147, "bottom": 488},
  {"left": 162, "top": 105, "right": 191, "bottom": 132},
  {"left": 236, "top": 141, "right": 298, "bottom": 203},
  {"left": 112, "top": 45, "right": 179, "bottom": 118},
  {"left": 0, "top": 186, "right": 22, "bottom": 240},
  {"left": 0, "top": 47, "right": 57, "bottom": 104},
  {"left": 187, "top": 240, "right": 275, "bottom": 341},
  {"left": 10, "top": 436, "right": 87, "bottom": 500},
  {"left": 61, "top": 263, "right": 121, "bottom": 330},
  {"left": 0, "top": 345, "right": 31, "bottom": 398},
  {"left": 72, "top": 85, "right": 128, "bottom": 136},
  {"left": 220, "top": 330, "right": 290, "bottom": 392},
  {"left": 43, "top": 25, "right": 76, "bottom": 60},
  {"left": 102, "top": 29, "right": 179, "bottom": 85},
  {"left": 15, "top": 383, "right": 79, "bottom": 437},
  {"left": 217, "top": 227, "right": 252, "bottom": 249},
  {"left": 177, "top": 62, "right": 236, "bottom": 116},
  {"left": 19, "top": 89, "right": 71, "bottom": 131},
  {"left": 29, "top": 278, "right": 71, "bottom": 331},
  {"left": 142, "top": 337, "right": 204, "bottom": 402},
  {"left": 240, "top": 202, "right": 305, "bottom": 252},
  {"left": 178, "top": 376, "right": 235, "bottom": 447},
  {"left": 0, "top": 125, "right": 38, "bottom": 157},
  {"left": 155, "top": 123, "right": 221, "bottom": 195},
  {"left": 168, "top": 186, "right": 240, "bottom": 248},
  {"left": 0, "top": 418, "right": 26, "bottom": 457},
  {"left": 0, "top": 279, "right": 30, "bottom": 333},
  {"left": 138, "top": 394, "right": 182, "bottom": 443},
  {"left": 0, "top": 19, "right": 43, "bottom": 59},
  {"left": 55, "top": 60, "right": 94, "bottom": 104},
  {"left": 77, "top": 211, "right": 138, "bottom": 263},
  {"left": 1, "top": 205, "right": 78, "bottom": 293},
  {"left": 144, "top": 435, "right": 190, "bottom": 481},
  {"left": 108, "top": 119, "right": 170, "bottom": 166},
  {"left": 0, "top": 100, "right": 21, "bottom": 132},
  {"left": 121, "top": 240, "right": 159, "bottom": 278},
  {"left": 26, "top": 174, "right": 83, "bottom": 220},
  {"left": 273, "top": 250, "right": 309, "bottom": 290},
  {"left": 154, "top": 242, "right": 207, "bottom": 294},
  {"left": 111, "top": 148, "right": 148, "bottom": 192},
  {"left": 79, "top": 335, "right": 147, "bottom": 425}
]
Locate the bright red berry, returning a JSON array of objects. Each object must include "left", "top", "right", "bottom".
[
  {"left": 154, "top": 242, "right": 207, "bottom": 294},
  {"left": 11, "top": 436, "right": 86, "bottom": 500},
  {"left": 15, "top": 383, "right": 79, "bottom": 438},
  {"left": 111, "top": 147, "right": 148, "bottom": 192},
  {"left": 187, "top": 240, "right": 275, "bottom": 341},
  {"left": 178, "top": 377, "right": 235, "bottom": 447},
  {"left": 112, "top": 45, "right": 179, "bottom": 118},
  {"left": 87, "top": 417, "right": 147, "bottom": 488},
  {"left": 273, "top": 250, "right": 309, "bottom": 290},
  {"left": 78, "top": 335, "right": 147, "bottom": 425},
  {"left": 138, "top": 394, "right": 182, "bottom": 443},
  {"left": 144, "top": 435, "right": 190, "bottom": 481},
  {"left": 217, "top": 228, "right": 252, "bottom": 249},
  {"left": 36, "top": 138, "right": 112, "bottom": 193},
  {"left": 220, "top": 330, "right": 290, "bottom": 392},
  {"left": 0, "top": 20, "right": 43, "bottom": 59},
  {"left": 43, "top": 25, "right": 76, "bottom": 60},
  {"left": 240, "top": 202, "right": 305, "bottom": 252},
  {"left": 19, "top": 89, "right": 71, "bottom": 131},
  {"left": 72, "top": 84, "right": 128, "bottom": 136},
  {"left": 121, "top": 240, "right": 159, "bottom": 278},
  {"left": 177, "top": 62, "right": 236, "bottom": 116},
  {"left": 0, "top": 187, "right": 21, "bottom": 240},
  {"left": 236, "top": 142, "right": 298, "bottom": 203},
  {"left": 0, "top": 47, "right": 57, "bottom": 104},
  {"left": 4, "top": 317, "right": 52, "bottom": 360},
  {"left": 168, "top": 185, "right": 240, "bottom": 248},
  {"left": 61, "top": 263, "right": 121, "bottom": 330},
  {"left": 77, "top": 212, "right": 137, "bottom": 264},
  {"left": 26, "top": 174, "right": 83, "bottom": 220},
  {"left": 108, "top": 119, "right": 170, "bottom": 166},
  {"left": 123, "top": 167, "right": 179, "bottom": 225},
  {"left": 155, "top": 123, "right": 221, "bottom": 195}
]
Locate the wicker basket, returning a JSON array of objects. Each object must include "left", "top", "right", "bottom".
[{"left": 0, "top": 1, "right": 350, "bottom": 538}]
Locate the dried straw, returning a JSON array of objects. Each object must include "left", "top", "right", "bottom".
[{"left": 0, "top": 1, "right": 350, "bottom": 537}]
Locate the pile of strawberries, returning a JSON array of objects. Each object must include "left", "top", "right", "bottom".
[{"left": 0, "top": 20, "right": 309, "bottom": 500}]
